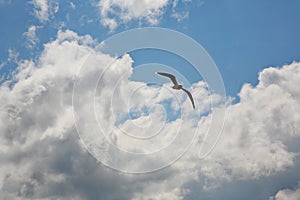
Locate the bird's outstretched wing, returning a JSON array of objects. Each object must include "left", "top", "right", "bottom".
[
  {"left": 181, "top": 88, "right": 195, "bottom": 109},
  {"left": 156, "top": 72, "right": 178, "bottom": 86}
]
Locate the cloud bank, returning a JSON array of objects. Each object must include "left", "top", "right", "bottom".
[{"left": 0, "top": 30, "right": 299, "bottom": 199}]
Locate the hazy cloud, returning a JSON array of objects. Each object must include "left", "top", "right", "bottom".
[
  {"left": 23, "top": 25, "right": 39, "bottom": 49},
  {"left": 0, "top": 0, "right": 11, "bottom": 5},
  {"left": 7, "top": 49, "right": 19, "bottom": 63}
]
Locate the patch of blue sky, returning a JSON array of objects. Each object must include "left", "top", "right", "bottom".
[
  {"left": 130, "top": 49, "right": 202, "bottom": 85},
  {"left": 181, "top": 0, "right": 300, "bottom": 96}
]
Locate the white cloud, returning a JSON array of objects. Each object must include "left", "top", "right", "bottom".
[
  {"left": 23, "top": 25, "right": 39, "bottom": 49},
  {"left": 97, "top": 0, "right": 169, "bottom": 31},
  {"left": 0, "top": 29, "right": 300, "bottom": 199},
  {"left": 97, "top": 0, "right": 195, "bottom": 31},
  {"left": 193, "top": 62, "right": 300, "bottom": 188},
  {"left": 56, "top": 29, "right": 95, "bottom": 45},
  {"left": 7, "top": 49, "right": 19, "bottom": 63},
  {"left": 0, "top": 29, "right": 198, "bottom": 199},
  {"left": 31, "top": 0, "right": 59, "bottom": 22},
  {"left": 171, "top": 0, "right": 193, "bottom": 22},
  {"left": 270, "top": 184, "right": 300, "bottom": 200}
]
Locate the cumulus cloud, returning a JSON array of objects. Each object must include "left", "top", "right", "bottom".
[
  {"left": 193, "top": 62, "right": 300, "bottom": 188},
  {"left": 270, "top": 184, "right": 300, "bottom": 200},
  {"left": 31, "top": 0, "right": 59, "bottom": 22},
  {"left": 0, "top": 29, "right": 200, "bottom": 199},
  {"left": 98, "top": 0, "right": 169, "bottom": 31},
  {"left": 29, "top": 0, "right": 193, "bottom": 31},
  {"left": 97, "top": 0, "right": 195, "bottom": 31},
  {"left": 0, "top": 29, "right": 300, "bottom": 199}
]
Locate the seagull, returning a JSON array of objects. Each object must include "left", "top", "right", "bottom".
[{"left": 156, "top": 72, "right": 195, "bottom": 109}]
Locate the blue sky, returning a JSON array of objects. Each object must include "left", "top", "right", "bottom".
[
  {"left": 1, "top": 1, "right": 300, "bottom": 199},
  {"left": 1, "top": 0, "right": 300, "bottom": 95}
]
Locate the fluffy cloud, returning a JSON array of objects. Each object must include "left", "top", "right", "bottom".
[
  {"left": 0, "top": 29, "right": 200, "bottom": 199},
  {"left": 193, "top": 62, "right": 300, "bottom": 188},
  {"left": 29, "top": 0, "right": 192, "bottom": 30},
  {"left": 271, "top": 184, "right": 300, "bottom": 200},
  {"left": 0, "top": 29, "right": 300, "bottom": 199},
  {"left": 96, "top": 0, "right": 194, "bottom": 31},
  {"left": 31, "top": 0, "right": 59, "bottom": 22},
  {"left": 98, "top": 0, "right": 169, "bottom": 30}
]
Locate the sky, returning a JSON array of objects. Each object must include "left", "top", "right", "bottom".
[{"left": 0, "top": 0, "right": 300, "bottom": 199}]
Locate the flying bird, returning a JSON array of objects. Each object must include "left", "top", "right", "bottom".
[{"left": 156, "top": 72, "right": 195, "bottom": 109}]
